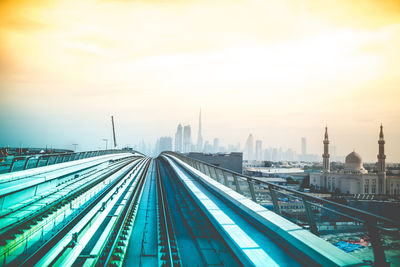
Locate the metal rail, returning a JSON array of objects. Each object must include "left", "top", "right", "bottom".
[
  {"left": 156, "top": 160, "right": 181, "bottom": 266},
  {"left": 164, "top": 151, "right": 400, "bottom": 266},
  {"left": 19, "top": 159, "right": 138, "bottom": 266},
  {"left": 100, "top": 158, "right": 151, "bottom": 266},
  {"left": 159, "top": 157, "right": 240, "bottom": 266},
  {"left": 7, "top": 149, "right": 139, "bottom": 173},
  {"left": 0, "top": 157, "right": 135, "bottom": 239},
  {"left": 5, "top": 158, "right": 138, "bottom": 266}
]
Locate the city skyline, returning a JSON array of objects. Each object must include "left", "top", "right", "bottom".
[
  {"left": 1, "top": 0, "right": 400, "bottom": 161},
  {"left": 132, "top": 116, "right": 389, "bottom": 163}
]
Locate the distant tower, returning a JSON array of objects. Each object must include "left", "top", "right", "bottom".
[
  {"left": 245, "top": 134, "right": 254, "bottom": 160},
  {"left": 183, "top": 125, "right": 191, "bottom": 153},
  {"left": 159, "top": 136, "right": 173, "bottom": 154},
  {"left": 197, "top": 109, "right": 203, "bottom": 152},
  {"left": 377, "top": 124, "right": 386, "bottom": 194},
  {"left": 174, "top": 124, "right": 183, "bottom": 152},
  {"left": 322, "top": 126, "right": 330, "bottom": 172},
  {"left": 301, "top": 137, "right": 307, "bottom": 155},
  {"left": 213, "top": 138, "right": 219, "bottom": 153},
  {"left": 255, "top": 140, "right": 262, "bottom": 161}
]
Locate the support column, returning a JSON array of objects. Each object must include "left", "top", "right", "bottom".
[
  {"left": 247, "top": 178, "right": 257, "bottom": 202},
  {"left": 232, "top": 174, "right": 241, "bottom": 194},
  {"left": 222, "top": 171, "right": 229, "bottom": 187}
]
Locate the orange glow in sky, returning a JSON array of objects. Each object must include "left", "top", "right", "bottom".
[{"left": 1, "top": 0, "right": 400, "bottom": 161}]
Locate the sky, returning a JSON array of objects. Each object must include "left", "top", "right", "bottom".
[{"left": 1, "top": 0, "right": 400, "bottom": 162}]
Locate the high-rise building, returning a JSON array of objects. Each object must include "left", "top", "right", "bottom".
[
  {"left": 286, "top": 148, "right": 295, "bottom": 161},
  {"left": 174, "top": 124, "right": 183, "bottom": 152},
  {"left": 159, "top": 137, "right": 172, "bottom": 154},
  {"left": 203, "top": 140, "right": 213, "bottom": 153},
  {"left": 138, "top": 140, "right": 147, "bottom": 155},
  {"left": 301, "top": 137, "right": 307, "bottom": 155},
  {"left": 264, "top": 148, "right": 271, "bottom": 161},
  {"left": 183, "top": 125, "right": 191, "bottom": 153},
  {"left": 236, "top": 143, "right": 241, "bottom": 152},
  {"left": 213, "top": 138, "right": 219, "bottom": 153},
  {"left": 197, "top": 109, "right": 203, "bottom": 152},
  {"left": 244, "top": 134, "right": 254, "bottom": 160},
  {"left": 272, "top": 148, "right": 278, "bottom": 162},
  {"left": 255, "top": 140, "right": 262, "bottom": 161}
]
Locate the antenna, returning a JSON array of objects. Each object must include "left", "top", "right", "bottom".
[{"left": 111, "top": 116, "right": 117, "bottom": 149}]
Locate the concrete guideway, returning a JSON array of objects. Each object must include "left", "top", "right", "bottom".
[
  {"left": 0, "top": 151, "right": 371, "bottom": 266},
  {"left": 164, "top": 154, "right": 366, "bottom": 267}
]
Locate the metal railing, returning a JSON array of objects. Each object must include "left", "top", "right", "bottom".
[
  {"left": 164, "top": 151, "right": 400, "bottom": 266},
  {"left": 7, "top": 149, "right": 137, "bottom": 173}
]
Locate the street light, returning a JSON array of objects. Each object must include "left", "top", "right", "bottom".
[{"left": 102, "top": 139, "right": 108, "bottom": 150}]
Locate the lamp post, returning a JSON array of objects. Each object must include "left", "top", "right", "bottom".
[
  {"left": 72, "top": 144, "right": 78, "bottom": 152},
  {"left": 102, "top": 139, "right": 108, "bottom": 150}
]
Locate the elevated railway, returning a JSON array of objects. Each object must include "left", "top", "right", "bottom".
[{"left": 0, "top": 150, "right": 397, "bottom": 266}]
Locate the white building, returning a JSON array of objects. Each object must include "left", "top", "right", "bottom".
[
  {"left": 310, "top": 125, "right": 400, "bottom": 195},
  {"left": 244, "top": 134, "right": 254, "bottom": 160},
  {"left": 183, "top": 125, "right": 191, "bottom": 153},
  {"left": 196, "top": 110, "right": 203, "bottom": 152},
  {"left": 174, "top": 124, "right": 183, "bottom": 152},
  {"left": 255, "top": 140, "right": 262, "bottom": 161}
]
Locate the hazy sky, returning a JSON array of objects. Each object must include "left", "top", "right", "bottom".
[{"left": 1, "top": 0, "right": 400, "bottom": 162}]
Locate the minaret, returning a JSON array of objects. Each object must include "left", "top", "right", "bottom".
[
  {"left": 322, "top": 126, "right": 330, "bottom": 172},
  {"left": 377, "top": 124, "right": 386, "bottom": 194},
  {"left": 196, "top": 109, "right": 203, "bottom": 152}
]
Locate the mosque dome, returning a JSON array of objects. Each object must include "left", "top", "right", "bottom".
[{"left": 345, "top": 151, "right": 364, "bottom": 172}]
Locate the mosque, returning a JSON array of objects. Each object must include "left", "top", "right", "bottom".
[{"left": 310, "top": 125, "right": 400, "bottom": 195}]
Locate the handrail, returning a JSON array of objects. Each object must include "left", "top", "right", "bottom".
[
  {"left": 163, "top": 151, "right": 399, "bottom": 266},
  {"left": 164, "top": 151, "right": 399, "bottom": 227},
  {"left": 7, "top": 149, "right": 140, "bottom": 173}
]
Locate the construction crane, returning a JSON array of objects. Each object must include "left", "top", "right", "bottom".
[{"left": 111, "top": 116, "right": 117, "bottom": 149}]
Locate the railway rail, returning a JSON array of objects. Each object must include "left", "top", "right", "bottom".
[
  {"left": 158, "top": 157, "right": 241, "bottom": 266},
  {"left": 156, "top": 160, "right": 181, "bottom": 266},
  {"left": 97, "top": 157, "right": 151, "bottom": 266},
  {"left": 1, "top": 155, "right": 141, "bottom": 266},
  {"left": 30, "top": 158, "right": 150, "bottom": 266}
]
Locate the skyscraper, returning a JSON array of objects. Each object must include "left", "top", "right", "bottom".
[
  {"left": 272, "top": 148, "right": 278, "bottom": 162},
  {"left": 183, "top": 125, "right": 191, "bottom": 153},
  {"left": 255, "top": 140, "right": 262, "bottom": 161},
  {"left": 264, "top": 148, "right": 271, "bottom": 161},
  {"left": 197, "top": 109, "right": 203, "bottom": 152},
  {"left": 213, "top": 138, "right": 219, "bottom": 153},
  {"left": 301, "top": 137, "right": 307, "bottom": 155},
  {"left": 244, "top": 134, "right": 254, "bottom": 160},
  {"left": 203, "top": 140, "right": 212, "bottom": 153},
  {"left": 174, "top": 124, "right": 183, "bottom": 152},
  {"left": 159, "top": 136, "right": 173, "bottom": 154}
]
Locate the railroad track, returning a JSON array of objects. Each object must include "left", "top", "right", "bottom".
[
  {"left": 95, "top": 157, "right": 151, "bottom": 266},
  {"left": 0, "top": 157, "right": 133, "bottom": 223},
  {"left": 156, "top": 160, "right": 182, "bottom": 266},
  {"left": 1, "top": 156, "right": 140, "bottom": 266},
  {"left": 27, "top": 158, "right": 150, "bottom": 266},
  {"left": 158, "top": 157, "right": 240, "bottom": 266}
]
